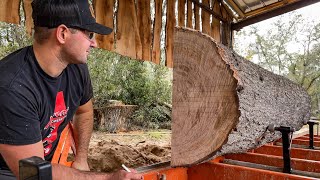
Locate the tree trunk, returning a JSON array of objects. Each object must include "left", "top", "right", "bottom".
[
  {"left": 171, "top": 27, "right": 311, "bottom": 167},
  {"left": 94, "top": 105, "right": 138, "bottom": 133}
]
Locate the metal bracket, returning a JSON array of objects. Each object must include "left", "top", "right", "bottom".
[
  {"left": 268, "top": 125, "right": 295, "bottom": 174},
  {"left": 307, "top": 120, "right": 319, "bottom": 149}
]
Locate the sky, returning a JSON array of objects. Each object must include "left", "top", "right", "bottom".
[
  {"left": 293, "top": 1, "right": 320, "bottom": 22},
  {"left": 234, "top": 1, "right": 320, "bottom": 63}
]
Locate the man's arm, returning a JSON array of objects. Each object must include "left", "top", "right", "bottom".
[
  {"left": 71, "top": 99, "right": 94, "bottom": 171},
  {"left": 0, "top": 142, "right": 143, "bottom": 180}
]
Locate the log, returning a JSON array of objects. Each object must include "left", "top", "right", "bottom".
[{"left": 171, "top": 27, "right": 311, "bottom": 167}]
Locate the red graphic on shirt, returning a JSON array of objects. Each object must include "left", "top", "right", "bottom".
[{"left": 43, "top": 91, "right": 69, "bottom": 156}]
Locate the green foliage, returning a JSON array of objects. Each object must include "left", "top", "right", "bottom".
[
  {"left": 0, "top": 22, "right": 32, "bottom": 59},
  {"left": 234, "top": 13, "right": 320, "bottom": 116},
  {"left": 131, "top": 104, "right": 171, "bottom": 129},
  {"left": 87, "top": 48, "right": 172, "bottom": 129}
]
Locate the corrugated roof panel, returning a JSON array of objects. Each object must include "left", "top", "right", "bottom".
[{"left": 232, "top": 0, "right": 280, "bottom": 13}]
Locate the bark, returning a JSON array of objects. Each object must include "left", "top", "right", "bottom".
[
  {"left": 94, "top": 105, "right": 138, "bottom": 133},
  {"left": 171, "top": 27, "right": 311, "bottom": 167}
]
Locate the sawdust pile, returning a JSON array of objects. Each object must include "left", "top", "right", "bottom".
[{"left": 87, "top": 131, "right": 171, "bottom": 172}]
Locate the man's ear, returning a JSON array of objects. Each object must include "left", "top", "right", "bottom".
[{"left": 56, "top": 25, "right": 68, "bottom": 44}]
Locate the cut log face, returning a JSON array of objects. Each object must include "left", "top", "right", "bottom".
[{"left": 171, "top": 27, "right": 311, "bottom": 167}]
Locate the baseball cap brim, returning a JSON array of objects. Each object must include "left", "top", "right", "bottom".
[{"left": 81, "top": 23, "right": 113, "bottom": 35}]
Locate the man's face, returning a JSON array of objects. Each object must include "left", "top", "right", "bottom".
[{"left": 62, "top": 28, "right": 97, "bottom": 64}]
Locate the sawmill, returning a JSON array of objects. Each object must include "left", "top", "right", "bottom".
[{"left": 1, "top": 0, "right": 320, "bottom": 179}]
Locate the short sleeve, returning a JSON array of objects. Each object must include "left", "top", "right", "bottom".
[
  {"left": 0, "top": 88, "right": 42, "bottom": 145},
  {"left": 79, "top": 64, "right": 93, "bottom": 106}
]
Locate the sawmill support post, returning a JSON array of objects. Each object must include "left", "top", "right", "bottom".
[{"left": 275, "top": 126, "right": 294, "bottom": 174}]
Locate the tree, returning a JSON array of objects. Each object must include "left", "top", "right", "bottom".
[
  {"left": 87, "top": 48, "right": 172, "bottom": 129},
  {"left": 0, "top": 22, "right": 32, "bottom": 59},
  {"left": 234, "top": 13, "right": 320, "bottom": 115}
]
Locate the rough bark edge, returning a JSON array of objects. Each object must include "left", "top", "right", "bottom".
[{"left": 174, "top": 27, "right": 311, "bottom": 165}]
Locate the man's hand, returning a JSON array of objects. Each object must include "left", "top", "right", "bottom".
[
  {"left": 109, "top": 169, "right": 143, "bottom": 180},
  {"left": 71, "top": 159, "right": 90, "bottom": 171}
]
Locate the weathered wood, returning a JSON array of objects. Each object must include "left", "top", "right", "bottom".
[
  {"left": 178, "top": 0, "right": 186, "bottom": 27},
  {"left": 165, "top": 0, "right": 175, "bottom": 68},
  {"left": 151, "top": 0, "right": 162, "bottom": 65},
  {"left": 94, "top": 105, "right": 138, "bottom": 133},
  {"left": 23, "top": 0, "right": 33, "bottom": 36},
  {"left": 221, "top": 7, "right": 231, "bottom": 46},
  {"left": 172, "top": 27, "right": 311, "bottom": 167},
  {"left": 211, "top": 0, "right": 221, "bottom": 42},
  {"left": 186, "top": 0, "right": 192, "bottom": 28},
  {"left": 94, "top": 0, "right": 115, "bottom": 51},
  {"left": 201, "top": 0, "right": 211, "bottom": 35},
  {"left": 137, "top": 0, "right": 152, "bottom": 61},
  {"left": 0, "top": 0, "right": 20, "bottom": 24},
  {"left": 194, "top": 1, "right": 200, "bottom": 30},
  {"left": 116, "top": 0, "right": 142, "bottom": 59}
]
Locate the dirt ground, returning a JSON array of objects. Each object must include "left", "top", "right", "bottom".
[{"left": 87, "top": 130, "right": 172, "bottom": 172}]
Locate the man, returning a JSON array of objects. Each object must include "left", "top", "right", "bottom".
[{"left": 0, "top": 0, "right": 143, "bottom": 179}]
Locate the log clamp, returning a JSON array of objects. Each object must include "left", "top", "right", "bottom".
[
  {"left": 268, "top": 124, "right": 295, "bottom": 174},
  {"left": 307, "top": 119, "right": 319, "bottom": 149}
]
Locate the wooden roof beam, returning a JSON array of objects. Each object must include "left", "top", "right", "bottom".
[
  {"left": 190, "top": 0, "right": 227, "bottom": 23},
  {"left": 232, "top": 0, "right": 320, "bottom": 30},
  {"left": 221, "top": 1, "right": 239, "bottom": 20},
  {"left": 245, "top": 0, "right": 299, "bottom": 17},
  {"left": 223, "top": 0, "right": 245, "bottom": 18}
]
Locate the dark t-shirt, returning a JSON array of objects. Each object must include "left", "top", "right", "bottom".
[{"left": 0, "top": 46, "right": 93, "bottom": 169}]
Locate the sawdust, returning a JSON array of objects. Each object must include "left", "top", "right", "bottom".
[{"left": 88, "top": 130, "right": 171, "bottom": 172}]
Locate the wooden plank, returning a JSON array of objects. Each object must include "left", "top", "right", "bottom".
[
  {"left": 116, "top": 0, "right": 142, "bottom": 59},
  {"left": 186, "top": 0, "right": 193, "bottom": 28},
  {"left": 223, "top": 0, "right": 245, "bottom": 18},
  {"left": 226, "top": 11, "right": 233, "bottom": 48},
  {"left": 0, "top": 0, "right": 20, "bottom": 24},
  {"left": 137, "top": 0, "right": 152, "bottom": 61},
  {"left": 194, "top": 0, "right": 200, "bottom": 30},
  {"left": 245, "top": 0, "right": 300, "bottom": 17},
  {"left": 165, "top": 0, "right": 175, "bottom": 68},
  {"left": 23, "top": 0, "right": 33, "bottom": 36},
  {"left": 151, "top": 0, "right": 163, "bottom": 65},
  {"left": 211, "top": 0, "right": 220, "bottom": 42},
  {"left": 172, "top": 27, "right": 311, "bottom": 166},
  {"left": 221, "top": 7, "right": 231, "bottom": 46},
  {"left": 201, "top": 0, "right": 211, "bottom": 35},
  {"left": 178, "top": 0, "right": 186, "bottom": 27},
  {"left": 94, "top": 0, "right": 115, "bottom": 51}
]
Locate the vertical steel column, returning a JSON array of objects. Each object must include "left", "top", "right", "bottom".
[
  {"left": 308, "top": 121, "right": 315, "bottom": 149},
  {"left": 270, "top": 126, "right": 294, "bottom": 174}
]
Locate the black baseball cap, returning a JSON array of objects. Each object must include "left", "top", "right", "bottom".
[{"left": 32, "top": 0, "right": 112, "bottom": 35}]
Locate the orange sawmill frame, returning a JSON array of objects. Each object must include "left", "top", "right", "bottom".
[{"left": 53, "top": 124, "right": 320, "bottom": 179}]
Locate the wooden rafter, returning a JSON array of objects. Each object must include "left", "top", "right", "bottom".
[
  {"left": 223, "top": 0, "right": 245, "bottom": 18},
  {"left": 232, "top": 0, "right": 320, "bottom": 30},
  {"left": 245, "top": 0, "right": 303, "bottom": 17},
  {"left": 190, "top": 0, "right": 227, "bottom": 23}
]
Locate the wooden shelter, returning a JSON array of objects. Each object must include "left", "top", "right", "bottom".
[{"left": 0, "top": 0, "right": 319, "bottom": 67}]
